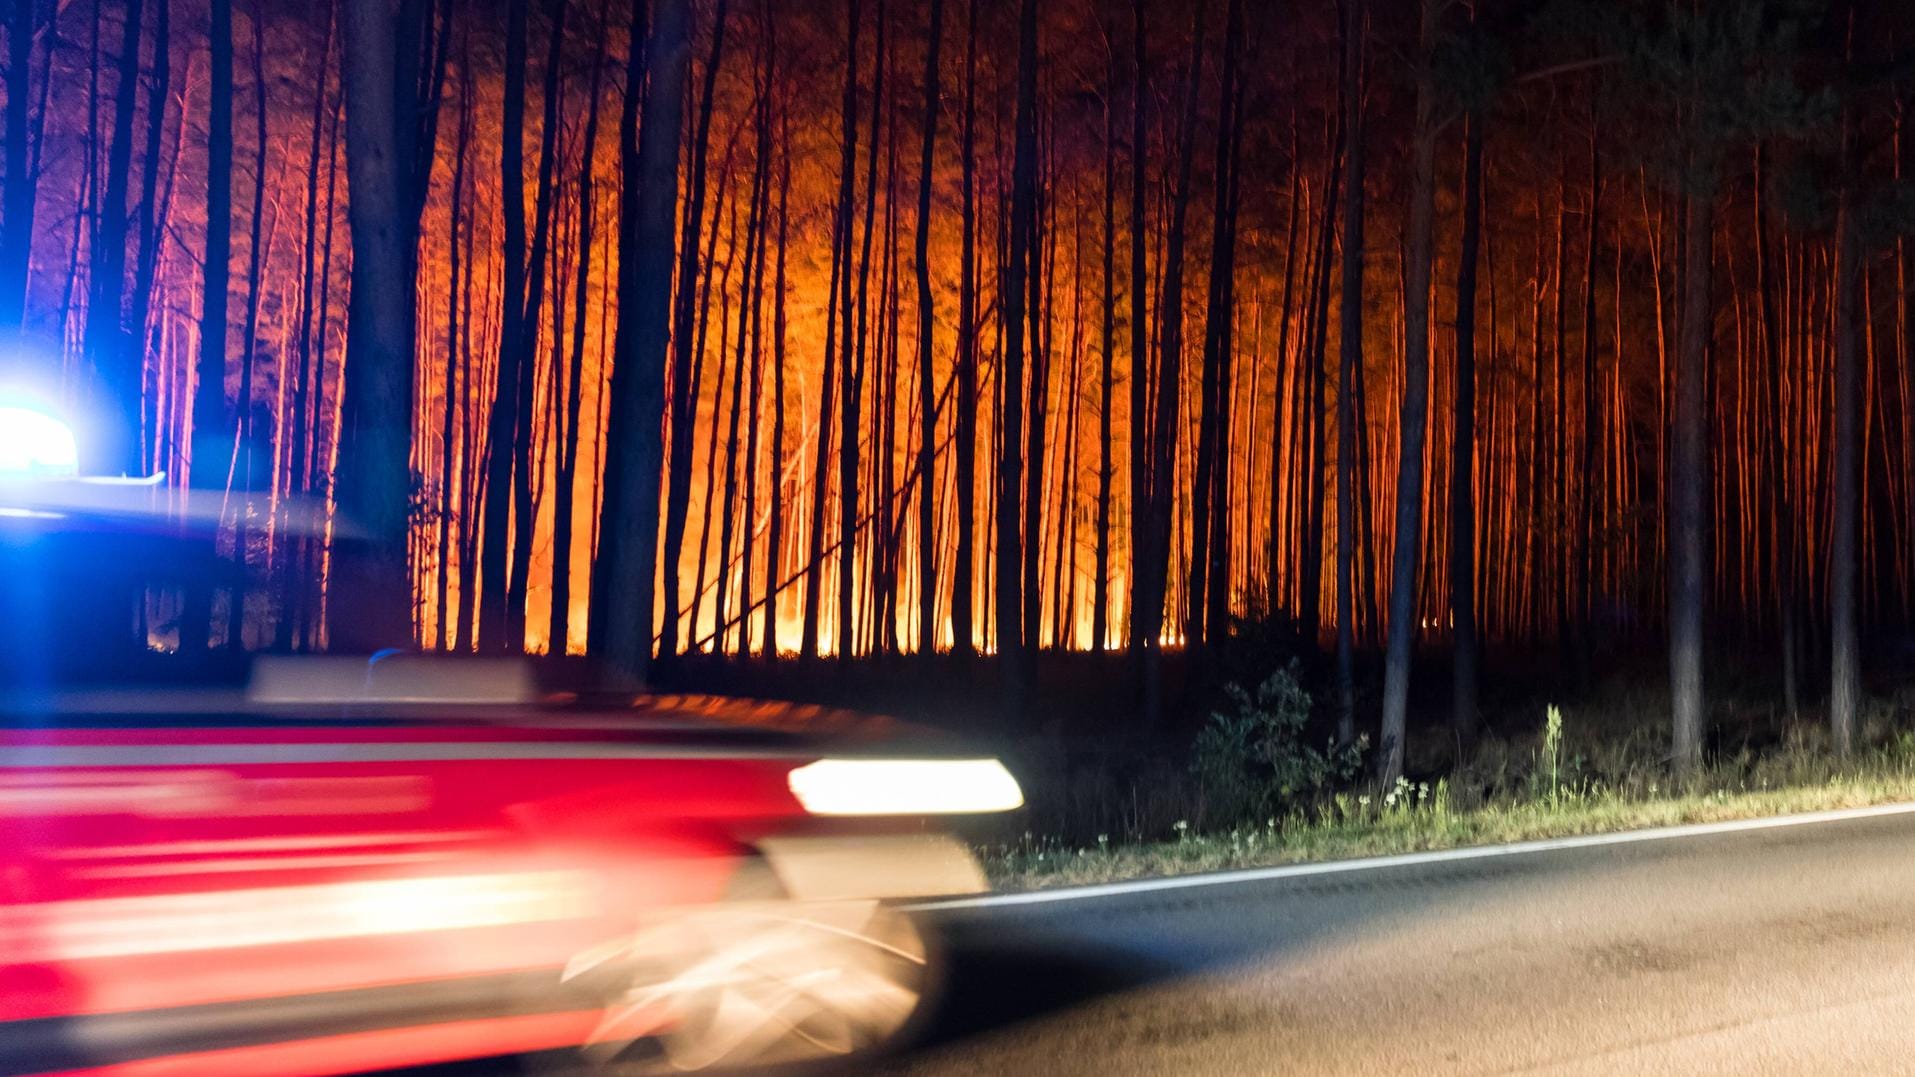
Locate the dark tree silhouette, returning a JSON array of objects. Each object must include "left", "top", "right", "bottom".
[{"left": 592, "top": 0, "right": 689, "bottom": 684}]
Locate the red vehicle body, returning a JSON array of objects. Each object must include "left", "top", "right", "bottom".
[{"left": 0, "top": 670, "right": 1006, "bottom": 1076}]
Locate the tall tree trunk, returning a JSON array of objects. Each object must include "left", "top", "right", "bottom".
[
  {"left": 1302, "top": 87, "right": 1345, "bottom": 645},
  {"left": 1669, "top": 169, "right": 1716, "bottom": 772},
  {"left": 715, "top": 134, "right": 767, "bottom": 652},
  {"left": 1138, "top": 1, "right": 1204, "bottom": 727},
  {"left": 433, "top": 23, "right": 464, "bottom": 652},
  {"left": 132, "top": 0, "right": 171, "bottom": 463},
  {"left": 1126, "top": 0, "right": 1149, "bottom": 662},
  {"left": 1204, "top": 70, "right": 1244, "bottom": 642},
  {"left": 331, "top": 0, "right": 427, "bottom": 651},
  {"left": 450, "top": 52, "right": 481, "bottom": 653},
  {"left": 681, "top": 170, "right": 731, "bottom": 646},
  {"left": 300, "top": 90, "right": 345, "bottom": 652},
  {"left": 1574, "top": 109, "right": 1601, "bottom": 653},
  {"left": 478, "top": 0, "right": 533, "bottom": 651},
  {"left": 736, "top": 22, "right": 773, "bottom": 654},
  {"left": 1377, "top": 0, "right": 1438, "bottom": 786},
  {"left": 229, "top": 0, "right": 270, "bottom": 649},
  {"left": 764, "top": 83, "right": 790, "bottom": 657},
  {"left": 0, "top": 0, "right": 36, "bottom": 328},
  {"left": 591, "top": 0, "right": 687, "bottom": 685},
  {"left": 548, "top": 0, "right": 609, "bottom": 654},
  {"left": 284, "top": 0, "right": 334, "bottom": 653},
  {"left": 841, "top": 0, "right": 885, "bottom": 663},
  {"left": 1021, "top": 98, "right": 1050, "bottom": 661},
  {"left": 1754, "top": 144, "right": 1798, "bottom": 720},
  {"left": 800, "top": 0, "right": 858, "bottom": 661},
  {"left": 1187, "top": 0, "right": 1242, "bottom": 650},
  {"left": 1263, "top": 108, "right": 1300, "bottom": 608},
  {"left": 83, "top": 0, "right": 147, "bottom": 474},
  {"left": 912, "top": 0, "right": 943, "bottom": 656},
  {"left": 1830, "top": 196, "right": 1861, "bottom": 756},
  {"left": 1333, "top": 0, "right": 1364, "bottom": 746},
  {"left": 183, "top": 0, "right": 235, "bottom": 654},
  {"left": 659, "top": 0, "right": 730, "bottom": 664},
  {"left": 1092, "top": 8, "right": 1116, "bottom": 655},
  {"left": 949, "top": 0, "right": 978, "bottom": 657},
  {"left": 1450, "top": 106, "right": 1483, "bottom": 744},
  {"left": 504, "top": 0, "right": 570, "bottom": 648},
  {"left": 995, "top": 0, "right": 1037, "bottom": 698}
]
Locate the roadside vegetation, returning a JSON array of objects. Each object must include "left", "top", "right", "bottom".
[
  {"left": 985, "top": 676, "right": 1915, "bottom": 891},
  {"left": 672, "top": 610, "right": 1915, "bottom": 895}
]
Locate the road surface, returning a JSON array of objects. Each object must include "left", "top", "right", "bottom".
[{"left": 885, "top": 806, "right": 1915, "bottom": 1075}]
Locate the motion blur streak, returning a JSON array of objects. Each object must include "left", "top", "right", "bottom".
[
  {"left": 29, "top": 1012, "right": 608, "bottom": 1077},
  {"left": 2, "top": 870, "right": 596, "bottom": 961}
]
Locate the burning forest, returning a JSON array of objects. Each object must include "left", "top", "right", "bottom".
[{"left": 9, "top": 0, "right": 1915, "bottom": 775}]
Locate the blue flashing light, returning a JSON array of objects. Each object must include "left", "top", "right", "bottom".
[{"left": 0, "top": 404, "right": 80, "bottom": 479}]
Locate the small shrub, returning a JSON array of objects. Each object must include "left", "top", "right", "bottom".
[
  {"left": 1192, "top": 661, "right": 1362, "bottom": 826},
  {"left": 1531, "top": 705, "right": 1564, "bottom": 805}
]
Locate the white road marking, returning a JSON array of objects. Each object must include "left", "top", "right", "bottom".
[{"left": 908, "top": 800, "right": 1915, "bottom": 911}]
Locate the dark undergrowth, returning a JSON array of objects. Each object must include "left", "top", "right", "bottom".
[{"left": 650, "top": 616, "right": 1915, "bottom": 856}]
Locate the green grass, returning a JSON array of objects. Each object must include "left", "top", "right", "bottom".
[{"left": 982, "top": 731, "right": 1915, "bottom": 892}]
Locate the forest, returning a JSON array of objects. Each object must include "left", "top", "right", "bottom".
[{"left": 13, "top": 0, "right": 1915, "bottom": 783}]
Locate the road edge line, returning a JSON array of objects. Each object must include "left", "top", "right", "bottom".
[{"left": 910, "top": 800, "right": 1915, "bottom": 911}]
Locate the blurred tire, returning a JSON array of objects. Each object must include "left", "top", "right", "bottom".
[{"left": 552, "top": 860, "right": 940, "bottom": 1074}]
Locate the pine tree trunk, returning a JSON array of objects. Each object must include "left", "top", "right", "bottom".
[
  {"left": 764, "top": 80, "right": 790, "bottom": 658},
  {"left": 1187, "top": 0, "right": 1241, "bottom": 652},
  {"left": 1669, "top": 172, "right": 1716, "bottom": 772},
  {"left": 1138, "top": 2, "right": 1204, "bottom": 726},
  {"left": 912, "top": 0, "right": 943, "bottom": 656},
  {"left": 950, "top": 0, "right": 978, "bottom": 657},
  {"left": 478, "top": 0, "right": 532, "bottom": 651},
  {"left": 285, "top": 1, "right": 334, "bottom": 653},
  {"left": 1092, "top": 10, "right": 1116, "bottom": 654},
  {"left": 230, "top": 0, "right": 270, "bottom": 649},
  {"left": 183, "top": 0, "right": 235, "bottom": 654},
  {"left": 656, "top": 0, "right": 729, "bottom": 663},
  {"left": 1377, "top": 0, "right": 1439, "bottom": 786},
  {"left": 84, "top": 0, "right": 146, "bottom": 474},
  {"left": 1020, "top": 100, "right": 1047, "bottom": 665},
  {"left": 1126, "top": 0, "right": 1149, "bottom": 661},
  {"left": 548, "top": 1, "right": 608, "bottom": 654},
  {"left": 800, "top": 0, "right": 859, "bottom": 662},
  {"left": 133, "top": 0, "right": 176, "bottom": 465},
  {"left": 1575, "top": 114, "right": 1601, "bottom": 655},
  {"left": 736, "top": 34, "right": 772, "bottom": 653},
  {"left": 590, "top": 0, "right": 687, "bottom": 685},
  {"left": 1830, "top": 197, "right": 1861, "bottom": 757},
  {"left": 1754, "top": 144, "right": 1799, "bottom": 721},
  {"left": 0, "top": 0, "right": 36, "bottom": 328},
  {"left": 997, "top": 0, "right": 1037, "bottom": 699},
  {"left": 841, "top": 0, "right": 885, "bottom": 663},
  {"left": 715, "top": 131, "right": 768, "bottom": 652},
  {"left": 1450, "top": 107, "right": 1483, "bottom": 745},
  {"left": 331, "top": 0, "right": 424, "bottom": 652},
  {"left": 1333, "top": 0, "right": 1364, "bottom": 746},
  {"left": 505, "top": 0, "right": 572, "bottom": 648}
]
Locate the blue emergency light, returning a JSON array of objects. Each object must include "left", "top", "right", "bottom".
[{"left": 0, "top": 403, "right": 80, "bottom": 479}]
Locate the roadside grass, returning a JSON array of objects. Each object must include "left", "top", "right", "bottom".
[{"left": 983, "top": 713, "right": 1915, "bottom": 892}]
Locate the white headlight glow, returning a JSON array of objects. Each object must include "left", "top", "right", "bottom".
[
  {"left": 787, "top": 758, "right": 1025, "bottom": 816},
  {"left": 0, "top": 404, "right": 80, "bottom": 479}
]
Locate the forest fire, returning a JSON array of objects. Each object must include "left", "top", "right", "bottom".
[{"left": 0, "top": 0, "right": 1909, "bottom": 776}]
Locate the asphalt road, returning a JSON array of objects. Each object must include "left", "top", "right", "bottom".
[{"left": 884, "top": 808, "right": 1915, "bottom": 1075}]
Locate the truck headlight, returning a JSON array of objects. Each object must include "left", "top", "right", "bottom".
[{"left": 787, "top": 758, "right": 1024, "bottom": 816}]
